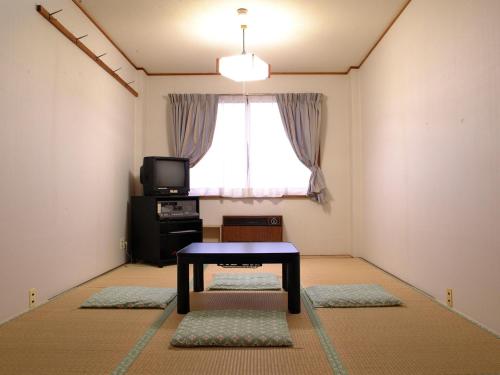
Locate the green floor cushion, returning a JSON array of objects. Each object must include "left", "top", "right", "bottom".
[
  {"left": 207, "top": 272, "right": 281, "bottom": 290},
  {"left": 81, "top": 286, "right": 177, "bottom": 309},
  {"left": 305, "top": 284, "right": 402, "bottom": 308},
  {"left": 171, "top": 310, "right": 293, "bottom": 347}
]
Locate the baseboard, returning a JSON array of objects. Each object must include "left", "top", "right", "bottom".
[{"left": 357, "top": 257, "right": 500, "bottom": 338}]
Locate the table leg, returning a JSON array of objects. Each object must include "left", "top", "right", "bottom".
[
  {"left": 282, "top": 263, "right": 288, "bottom": 291},
  {"left": 193, "top": 263, "right": 204, "bottom": 292},
  {"left": 177, "top": 261, "right": 190, "bottom": 314},
  {"left": 288, "top": 256, "right": 301, "bottom": 313}
]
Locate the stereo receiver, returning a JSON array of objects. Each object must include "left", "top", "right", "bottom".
[{"left": 156, "top": 200, "right": 199, "bottom": 220}]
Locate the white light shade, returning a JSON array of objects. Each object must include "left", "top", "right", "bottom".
[{"left": 218, "top": 53, "right": 269, "bottom": 82}]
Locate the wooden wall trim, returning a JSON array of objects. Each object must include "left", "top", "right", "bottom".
[
  {"left": 272, "top": 71, "right": 348, "bottom": 76},
  {"left": 148, "top": 71, "right": 349, "bottom": 76},
  {"left": 148, "top": 72, "right": 220, "bottom": 76},
  {"left": 70, "top": 0, "right": 149, "bottom": 74},
  {"left": 36, "top": 5, "right": 138, "bottom": 97},
  {"left": 72, "top": 0, "right": 412, "bottom": 77},
  {"left": 356, "top": 0, "right": 412, "bottom": 69}
]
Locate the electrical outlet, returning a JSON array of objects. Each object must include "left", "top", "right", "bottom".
[
  {"left": 446, "top": 288, "right": 453, "bottom": 307},
  {"left": 29, "top": 288, "right": 37, "bottom": 308},
  {"left": 120, "top": 238, "right": 127, "bottom": 251}
]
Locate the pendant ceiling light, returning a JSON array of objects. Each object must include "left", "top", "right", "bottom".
[{"left": 217, "top": 8, "right": 270, "bottom": 82}]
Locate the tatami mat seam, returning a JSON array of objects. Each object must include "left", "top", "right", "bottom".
[
  {"left": 301, "top": 287, "right": 349, "bottom": 375},
  {"left": 111, "top": 297, "right": 178, "bottom": 375},
  {"left": 110, "top": 265, "right": 204, "bottom": 374},
  {"left": 109, "top": 265, "right": 349, "bottom": 375}
]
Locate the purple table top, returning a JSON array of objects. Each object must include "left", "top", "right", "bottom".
[{"left": 177, "top": 242, "right": 299, "bottom": 255}]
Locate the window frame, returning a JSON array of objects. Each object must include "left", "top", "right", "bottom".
[{"left": 189, "top": 94, "right": 313, "bottom": 199}]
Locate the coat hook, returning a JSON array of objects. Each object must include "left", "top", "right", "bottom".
[
  {"left": 36, "top": 5, "right": 138, "bottom": 97},
  {"left": 76, "top": 34, "right": 88, "bottom": 40},
  {"left": 48, "top": 9, "right": 63, "bottom": 19}
]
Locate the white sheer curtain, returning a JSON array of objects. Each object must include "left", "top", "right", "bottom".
[{"left": 190, "top": 95, "right": 310, "bottom": 197}]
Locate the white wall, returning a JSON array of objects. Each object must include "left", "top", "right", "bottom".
[
  {"left": 0, "top": 0, "right": 138, "bottom": 323},
  {"left": 5, "top": 0, "right": 496, "bottom": 336},
  {"left": 143, "top": 75, "right": 353, "bottom": 254},
  {"left": 353, "top": 0, "right": 500, "bottom": 333}
]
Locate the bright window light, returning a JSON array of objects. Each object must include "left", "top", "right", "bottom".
[{"left": 190, "top": 95, "right": 311, "bottom": 197}]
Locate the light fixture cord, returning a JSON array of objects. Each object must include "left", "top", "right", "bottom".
[{"left": 242, "top": 27, "right": 246, "bottom": 54}]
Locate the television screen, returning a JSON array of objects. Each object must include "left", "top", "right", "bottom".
[
  {"left": 155, "top": 159, "right": 185, "bottom": 187},
  {"left": 140, "top": 156, "right": 190, "bottom": 196}
]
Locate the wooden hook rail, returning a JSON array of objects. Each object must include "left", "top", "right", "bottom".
[{"left": 36, "top": 5, "right": 138, "bottom": 97}]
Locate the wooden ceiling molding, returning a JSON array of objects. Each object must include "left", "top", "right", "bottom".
[{"left": 72, "top": 0, "right": 412, "bottom": 77}]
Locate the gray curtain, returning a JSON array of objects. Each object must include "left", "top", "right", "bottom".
[
  {"left": 275, "top": 93, "right": 326, "bottom": 202},
  {"left": 168, "top": 94, "right": 219, "bottom": 167}
]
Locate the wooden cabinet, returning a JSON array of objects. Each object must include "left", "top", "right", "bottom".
[{"left": 221, "top": 216, "right": 283, "bottom": 242}]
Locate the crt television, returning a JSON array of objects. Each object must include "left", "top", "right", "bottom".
[{"left": 140, "top": 156, "right": 190, "bottom": 196}]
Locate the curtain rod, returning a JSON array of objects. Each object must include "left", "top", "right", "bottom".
[
  {"left": 218, "top": 93, "right": 276, "bottom": 96},
  {"left": 216, "top": 93, "right": 321, "bottom": 96},
  {"left": 164, "top": 93, "right": 275, "bottom": 98},
  {"left": 169, "top": 92, "right": 317, "bottom": 96},
  {"left": 163, "top": 93, "right": 275, "bottom": 100},
  {"left": 165, "top": 93, "right": 322, "bottom": 98}
]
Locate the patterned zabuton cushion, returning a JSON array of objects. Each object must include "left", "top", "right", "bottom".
[
  {"left": 171, "top": 310, "right": 293, "bottom": 347},
  {"left": 305, "top": 284, "right": 402, "bottom": 308},
  {"left": 207, "top": 272, "right": 281, "bottom": 290},
  {"left": 81, "top": 286, "right": 177, "bottom": 309}
]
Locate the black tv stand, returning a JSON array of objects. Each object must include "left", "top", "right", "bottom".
[{"left": 131, "top": 196, "right": 202, "bottom": 267}]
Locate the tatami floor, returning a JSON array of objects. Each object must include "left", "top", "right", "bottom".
[{"left": 0, "top": 256, "right": 499, "bottom": 375}]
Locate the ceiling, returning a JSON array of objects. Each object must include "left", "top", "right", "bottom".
[{"left": 78, "top": 0, "right": 409, "bottom": 74}]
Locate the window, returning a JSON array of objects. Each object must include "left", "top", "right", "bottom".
[{"left": 190, "top": 95, "right": 311, "bottom": 197}]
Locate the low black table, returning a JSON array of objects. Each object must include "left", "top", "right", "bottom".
[{"left": 176, "top": 242, "right": 301, "bottom": 314}]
